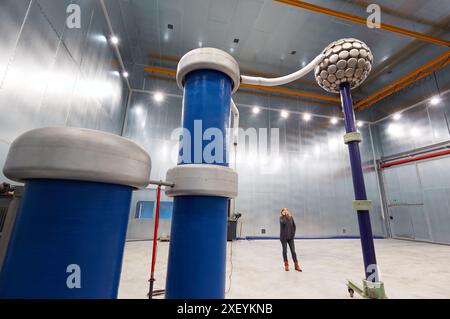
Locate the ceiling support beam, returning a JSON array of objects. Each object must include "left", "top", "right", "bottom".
[
  {"left": 144, "top": 50, "right": 450, "bottom": 110},
  {"left": 240, "top": 83, "right": 339, "bottom": 102},
  {"left": 143, "top": 66, "right": 340, "bottom": 103},
  {"left": 144, "top": 66, "right": 176, "bottom": 76},
  {"left": 275, "top": 0, "right": 450, "bottom": 47},
  {"left": 355, "top": 51, "right": 450, "bottom": 110}
]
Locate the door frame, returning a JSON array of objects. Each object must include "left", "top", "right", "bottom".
[{"left": 379, "top": 159, "right": 449, "bottom": 245}]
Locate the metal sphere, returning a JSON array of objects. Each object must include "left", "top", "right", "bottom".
[{"left": 315, "top": 38, "right": 373, "bottom": 94}]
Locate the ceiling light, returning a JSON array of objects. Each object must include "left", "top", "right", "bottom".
[
  {"left": 330, "top": 117, "right": 338, "bottom": 124},
  {"left": 302, "top": 113, "right": 311, "bottom": 121},
  {"left": 387, "top": 123, "right": 404, "bottom": 137},
  {"left": 154, "top": 92, "right": 164, "bottom": 103},
  {"left": 96, "top": 34, "right": 107, "bottom": 43},
  {"left": 357, "top": 121, "right": 364, "bottom": 128},
  {"left": 281, "top": 110, "right": 289, "bottom": 119},
  {"left": 252, "top": 106, "right": 260, "bottom": 114},
  {"left": 393, "top": 113, "right": 401, "bottom": 121},
  {"left": 430, "top": 96, "right": 441, "bottom": 105},
  {"left": 134, "top": 106, "right": 143, "bottom": 116},
  {"left": 410, "top": 127, "right": 420, "bottom": 137},
  {"left": 110, "top": 35, "right": 119, "bottom": 45},
  {"left": 122, "top": 71, "right": 129, "bottom": 78}
]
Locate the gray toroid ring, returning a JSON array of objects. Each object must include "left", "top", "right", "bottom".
[
  {"left": 176, "top": 48, "right": 241, "bottom": 94},
  {"left": 165, "top": 164, "right": 238, "bottom": 198},
  {"left": 3, "top": 127, "right": 152, "bottom": 189}
]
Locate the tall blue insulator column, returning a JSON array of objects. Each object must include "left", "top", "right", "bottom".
[
  {"left": 165, "top": 48, "right": 240, "bottom": 298},
  {"left": 0, "top": 127, "right": 151, "bottom": 298},
  {"left": 314, "top": 38, "right": 380, "bottom": 282},
  {"left": 339, "top": 83, "right": 378, "bottom": 280}
]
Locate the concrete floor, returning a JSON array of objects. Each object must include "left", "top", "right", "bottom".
[{"left": 118, "top": 239, "right": 450, "bottom": 299}]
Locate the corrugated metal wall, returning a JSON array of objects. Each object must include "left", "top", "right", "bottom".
[
  {"left": 0, "top": 0, "right": 447, "bottom": 244},
  {"left": 360, "top": 63, "right": 450, "bottom": 123},
  {"left": 124, "top": 78, "right": 386, "bottom": 239},
  {"left": 374, "top": 91, "right": 450, "bottom": 157},
  {"left": 374, "top": 91, "right": 450, "bottom": 244},
  {"left": 4, "top": 0, "right": 447, "bottom": 243},
  {"left": 0, "top": 0, "right": 129, "bottom": 182}
]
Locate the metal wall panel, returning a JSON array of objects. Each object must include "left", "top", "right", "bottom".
[
  {"left": 126, "top": 187, "right": 173, "bottom": 240},
  {"left": 124, "top": 83, "right": 385, "bottom": 239},
  {"left": 123, "top": 90, "right": 182, "bottom": 240},
  {"left": 382, "top": 164, "right": 430, "bottom": 240},
  {"left": 360, "top": 63, "right": 450, "bottom": 123},
  {"left": 0, "top": 0, "right": 129, "bottom": 182},
  {"left": 376, "top": 91, "right": 450, "bottom": 244},
  {"left": 375, "top": 91, "right": 450, "bottom": 158},
  {"left": 35, "top": 0, "right": 71, "bottom": 38},
  {"left": 417, "top": 156, "right": 450, "bottom": 244},
  {"left": 0, "top": 0, "right": 31, "bottom": 85},
  {"left": 0, "top": 1, "right": 61, "bottom": 143},
  {"left": 62, "top": 0, "right": 96, "bottom": 67}
]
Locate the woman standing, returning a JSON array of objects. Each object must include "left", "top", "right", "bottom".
[{"left": 279, "top": 208, "right": 302, "bottom": 272}]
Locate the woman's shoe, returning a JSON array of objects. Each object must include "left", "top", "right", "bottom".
[
  {"left": 284, "top": 261, "right": 289, "bottom": 271},
  {"left": 294, "top": 261, "right": 302, "bottom": 272}
]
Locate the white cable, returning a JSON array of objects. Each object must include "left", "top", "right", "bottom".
[
  {"left": 240, "top": 53, "right": 324, "bottom": 87},
  {"left": 225, "top": 240, "right": 234, "bottom": 295}
]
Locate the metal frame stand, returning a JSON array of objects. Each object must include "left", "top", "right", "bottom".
[{"left": 347, "top": 279, "right": 387, "bottom": 299}]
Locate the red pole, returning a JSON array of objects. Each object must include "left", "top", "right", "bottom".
[
  {"left": 380, "top": 149, "right": 450, "bottom": 168},
  {"left": 148, "top": 185, "right": 161, "bottom": 299}
]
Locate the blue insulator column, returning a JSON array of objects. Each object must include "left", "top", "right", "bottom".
[
  {"left": 0, "top": 127, "right": 151, "bottom": 298},
  {"left": 165, "top": 49, "right": 240, "bottom": 298},
  {"left": 181, "top": 70, "right": 232, "bottom": 167},
  {"left": 167, "top": 196, "right": 228, "bottom": 298},
  {"left": 0, "top": 180, "right": 132, "bottom": 298},
  {"left": 340, "top": 82, "right": 378, "bottom": 280}
]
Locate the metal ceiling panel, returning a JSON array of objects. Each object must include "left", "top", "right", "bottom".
[
  {"left": 122, "top": 0, "right": 450, "bottom": 115},
  {"left": 208, "top": 0, "right": 239, "bottom": 24}
]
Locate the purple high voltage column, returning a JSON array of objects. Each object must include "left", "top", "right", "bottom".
[{"left": 340, "top": 82, "right": 378, "bottom": 281}]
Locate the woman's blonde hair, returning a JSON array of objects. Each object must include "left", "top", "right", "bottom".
[{"left": 280, "top": 207, "right": 287, "bottom": 215}]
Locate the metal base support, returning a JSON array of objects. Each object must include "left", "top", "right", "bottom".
[{"left": 347, "top": 279, "right": 387, "bottom": 299}]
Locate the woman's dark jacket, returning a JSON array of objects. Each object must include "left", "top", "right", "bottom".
[{"left": 280, "top": 215, "right": 296, "bottom": 241}]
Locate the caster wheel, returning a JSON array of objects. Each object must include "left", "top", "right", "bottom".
[{"left": 348, "top": 288, "right": 354, "bottom": 298}]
